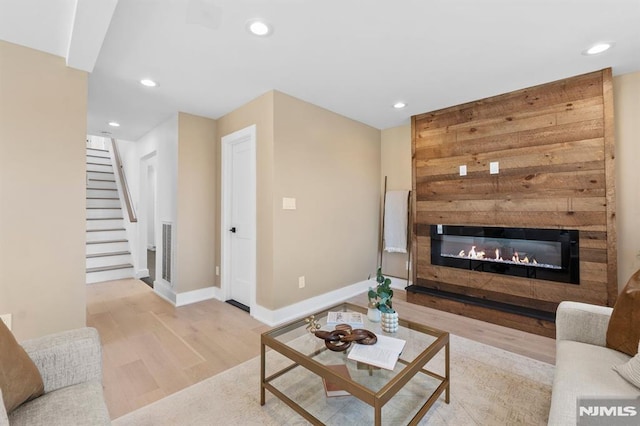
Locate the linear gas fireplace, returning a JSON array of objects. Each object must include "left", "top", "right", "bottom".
[{"left": 431, "top": 225, "right": 579, "bottom": 284}]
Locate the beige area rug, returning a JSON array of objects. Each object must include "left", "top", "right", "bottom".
[{"left": 113, "top": 334, "right": 554, "bottom": 425}]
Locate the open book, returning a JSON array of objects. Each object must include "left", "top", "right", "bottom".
[
  {"left": 326, "top": 311, "right": 365, "bottom": 327},
  {"left": 347, "top": 334, "right": 406, "bottom": 370}
]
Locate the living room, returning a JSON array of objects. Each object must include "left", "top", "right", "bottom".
[{"left": 1, "top": 1, "right": 640, "bottom": 425}]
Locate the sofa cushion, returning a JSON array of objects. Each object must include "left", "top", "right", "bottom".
[
  {"left": 548, "top": 340, "right": 639, "bottom": 426},
  {"left": 607, "top": 269, "right": 640, "bottom": 356},
  {"left": 8, "top": 380, "right": 110, "bottom": 426},
  {"left": 0, "top": 320, "right": 44, "bottom": 413},
  {"left": 614, "top": 341, "right": 640, "bottom": 389}
]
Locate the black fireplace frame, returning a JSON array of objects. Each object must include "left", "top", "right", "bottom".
[{"left": 430, "top": 225, "right": 580, "bottom": 284}]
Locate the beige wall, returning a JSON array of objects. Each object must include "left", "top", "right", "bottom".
[
  {"left": 271, "top": 91, "right": 381, "bottom": 309},
  {"left": 0, "top": 41, "right": 87, "bottom": 340},
  {"left": 380, "top": 125, "right": 412, "bottom": 279},
  {"left": 216, "top": 92, "right": 275, "bottom": 306},
  {"left": 217, "top": 91, "right": 380, "bottom": 310},
  {"left": 176, "top": 113, "right": 217, "bottom": 292},
  {"left": 614, "top": 71, "right": 640, "bottom": 290}
]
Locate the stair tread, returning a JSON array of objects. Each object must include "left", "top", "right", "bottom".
[
  {"left": 85, "top": 144, "right": 130, "bottom": 277},
  {"left": 86, "top": 264, "right": 133, "bottom": 273},
  {"left": 86, "top": 239, "right": 128, "bottom": 244},
  {"left": 86, "top": 251, "right": 131, "bottom": 258}
]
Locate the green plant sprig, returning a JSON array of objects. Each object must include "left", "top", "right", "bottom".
[{"left": 368, "top": 267, "right": 395, "bottom": 313}]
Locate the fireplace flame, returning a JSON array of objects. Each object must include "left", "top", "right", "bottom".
[{"left": 456, "top": 246, "right": 537, "bottom": 265}]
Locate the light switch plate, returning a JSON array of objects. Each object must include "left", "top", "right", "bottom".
[
  {"left": 459, "top": 165, "right": 467, "bottom": 176},
  {"left": 282, "top": 197, "right": 296, "bottom": 210},
  {"left": 490, "top": 161, "right": 499, "bottom": 174}
]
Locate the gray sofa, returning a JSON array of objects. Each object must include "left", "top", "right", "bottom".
[
  {"left": 2, "top": 327, "right": 110, "bottom": 426},
  {"left": 548, "top": 301, "right": 640, "bottom": 425}
]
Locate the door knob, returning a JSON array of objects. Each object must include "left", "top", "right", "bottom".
[{"left": 229, "top": 227, "right": 237, "bottom": 233}]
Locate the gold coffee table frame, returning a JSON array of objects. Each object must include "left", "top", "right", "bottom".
[{"left": 260, "top": 302, "right": 450, "bottom": 426}]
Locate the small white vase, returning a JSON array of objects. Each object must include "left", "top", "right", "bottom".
[
  {"left": 381, "top": 311, "right": 399, "bottom": 333},
  {"left": 367, "top": 307, "right": 381, "bottom": 322}
]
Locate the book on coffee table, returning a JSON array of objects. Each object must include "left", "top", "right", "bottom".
[
  {"left": 347, "top": 334, "right": 406, "bottom": 370},
  {"left": 326, "top": 311, "right": 364, "bottom": 327},
  {"left": 322, "top": 364, "right": 352, "bottom": 397}
]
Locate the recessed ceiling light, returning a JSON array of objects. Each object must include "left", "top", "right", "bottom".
[
  {"left": 140, "top": 79, "right": 158, "bottom": 87},
  {"left": 393, "top": 102, "right": 407, "bottom": 109},
  {"left": 583, "top": 42, "right": 613, "bottom": 55},
  {"left": 108, "top": 121, "right": 120, "bottom": 127},
  {"left": 247, "top": 19, "right": 272, "bottom": 36}
]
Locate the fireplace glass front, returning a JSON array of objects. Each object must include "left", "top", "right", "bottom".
[{"left": 430, "top": 225, "right": 579, "bottom": 284}]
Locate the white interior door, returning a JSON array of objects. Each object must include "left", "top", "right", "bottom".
[{"left": 222, "top": 125, "right": 256, "bottom": 310}]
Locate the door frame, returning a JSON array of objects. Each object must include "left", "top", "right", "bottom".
[
  {"left": 138, "top": 151, "right": 158, "bottom": 281},
  {"left": 221, "top": 124, "right": 257, "bottom": 311}
]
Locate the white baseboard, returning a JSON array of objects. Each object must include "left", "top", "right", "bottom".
[
  {"left": 388, "top": 276, "right": 408, "bottom": 290},
  {"left": 159, "top": 277, "right": 404, "bottom": 323},
  {"left": 250, "top": 279, "right": 375, "bottom": 327},
  {"left": 175, "top": 286, "right": 216, "bottom": 307},
  {"left": 153, "top": 280, "right": 218, "bottom": 307},
  {"left": 154, "top": 280, "right": 176, "bottom": 304},
  {"left": 211, "top": 285, "right": 224, "bottom": 301},
  {"left": 135, "top": 268, "right": 150, "bottom": 279}
]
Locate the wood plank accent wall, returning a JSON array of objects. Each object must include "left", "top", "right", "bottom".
[{"left": 410, "top": 69, "right": 617, "bottom": 327}]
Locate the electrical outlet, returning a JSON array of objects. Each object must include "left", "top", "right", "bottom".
[
  {"left": 215, "top": 266, "right": 220, "bottom": 276},
  {"left": 298, "top": 276, "right": 305, "bottom": 289},
  {"left": 1, "top": 313, "right": 12, "bottom": 331}
]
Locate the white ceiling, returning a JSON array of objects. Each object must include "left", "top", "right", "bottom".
[{"left": 2, "top": 0, "right": 640, "bottom": 141}]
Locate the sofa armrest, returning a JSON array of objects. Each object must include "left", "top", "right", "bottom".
[
  {"left": 20, "top": 327, "right": 102, "bottom": 393},
  {"left": 555, "top": 301, "right": 613, "bottom": 347}
]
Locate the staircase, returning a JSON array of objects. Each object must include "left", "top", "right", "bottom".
[{"left": 86, "top": 146, "right": 134, "bottom": 283}]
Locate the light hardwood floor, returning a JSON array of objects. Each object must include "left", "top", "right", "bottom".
[{"left": 87, "top": 278, "right": 555, "bottom": 420}]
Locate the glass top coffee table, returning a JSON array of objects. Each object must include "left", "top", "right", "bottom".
[{"left": 260, "top": 302, "right": 450, "bottom": 425}]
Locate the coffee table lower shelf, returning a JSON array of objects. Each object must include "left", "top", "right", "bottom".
[{"left": 260, "top": 336, "right": 450, "bottom": 425}]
